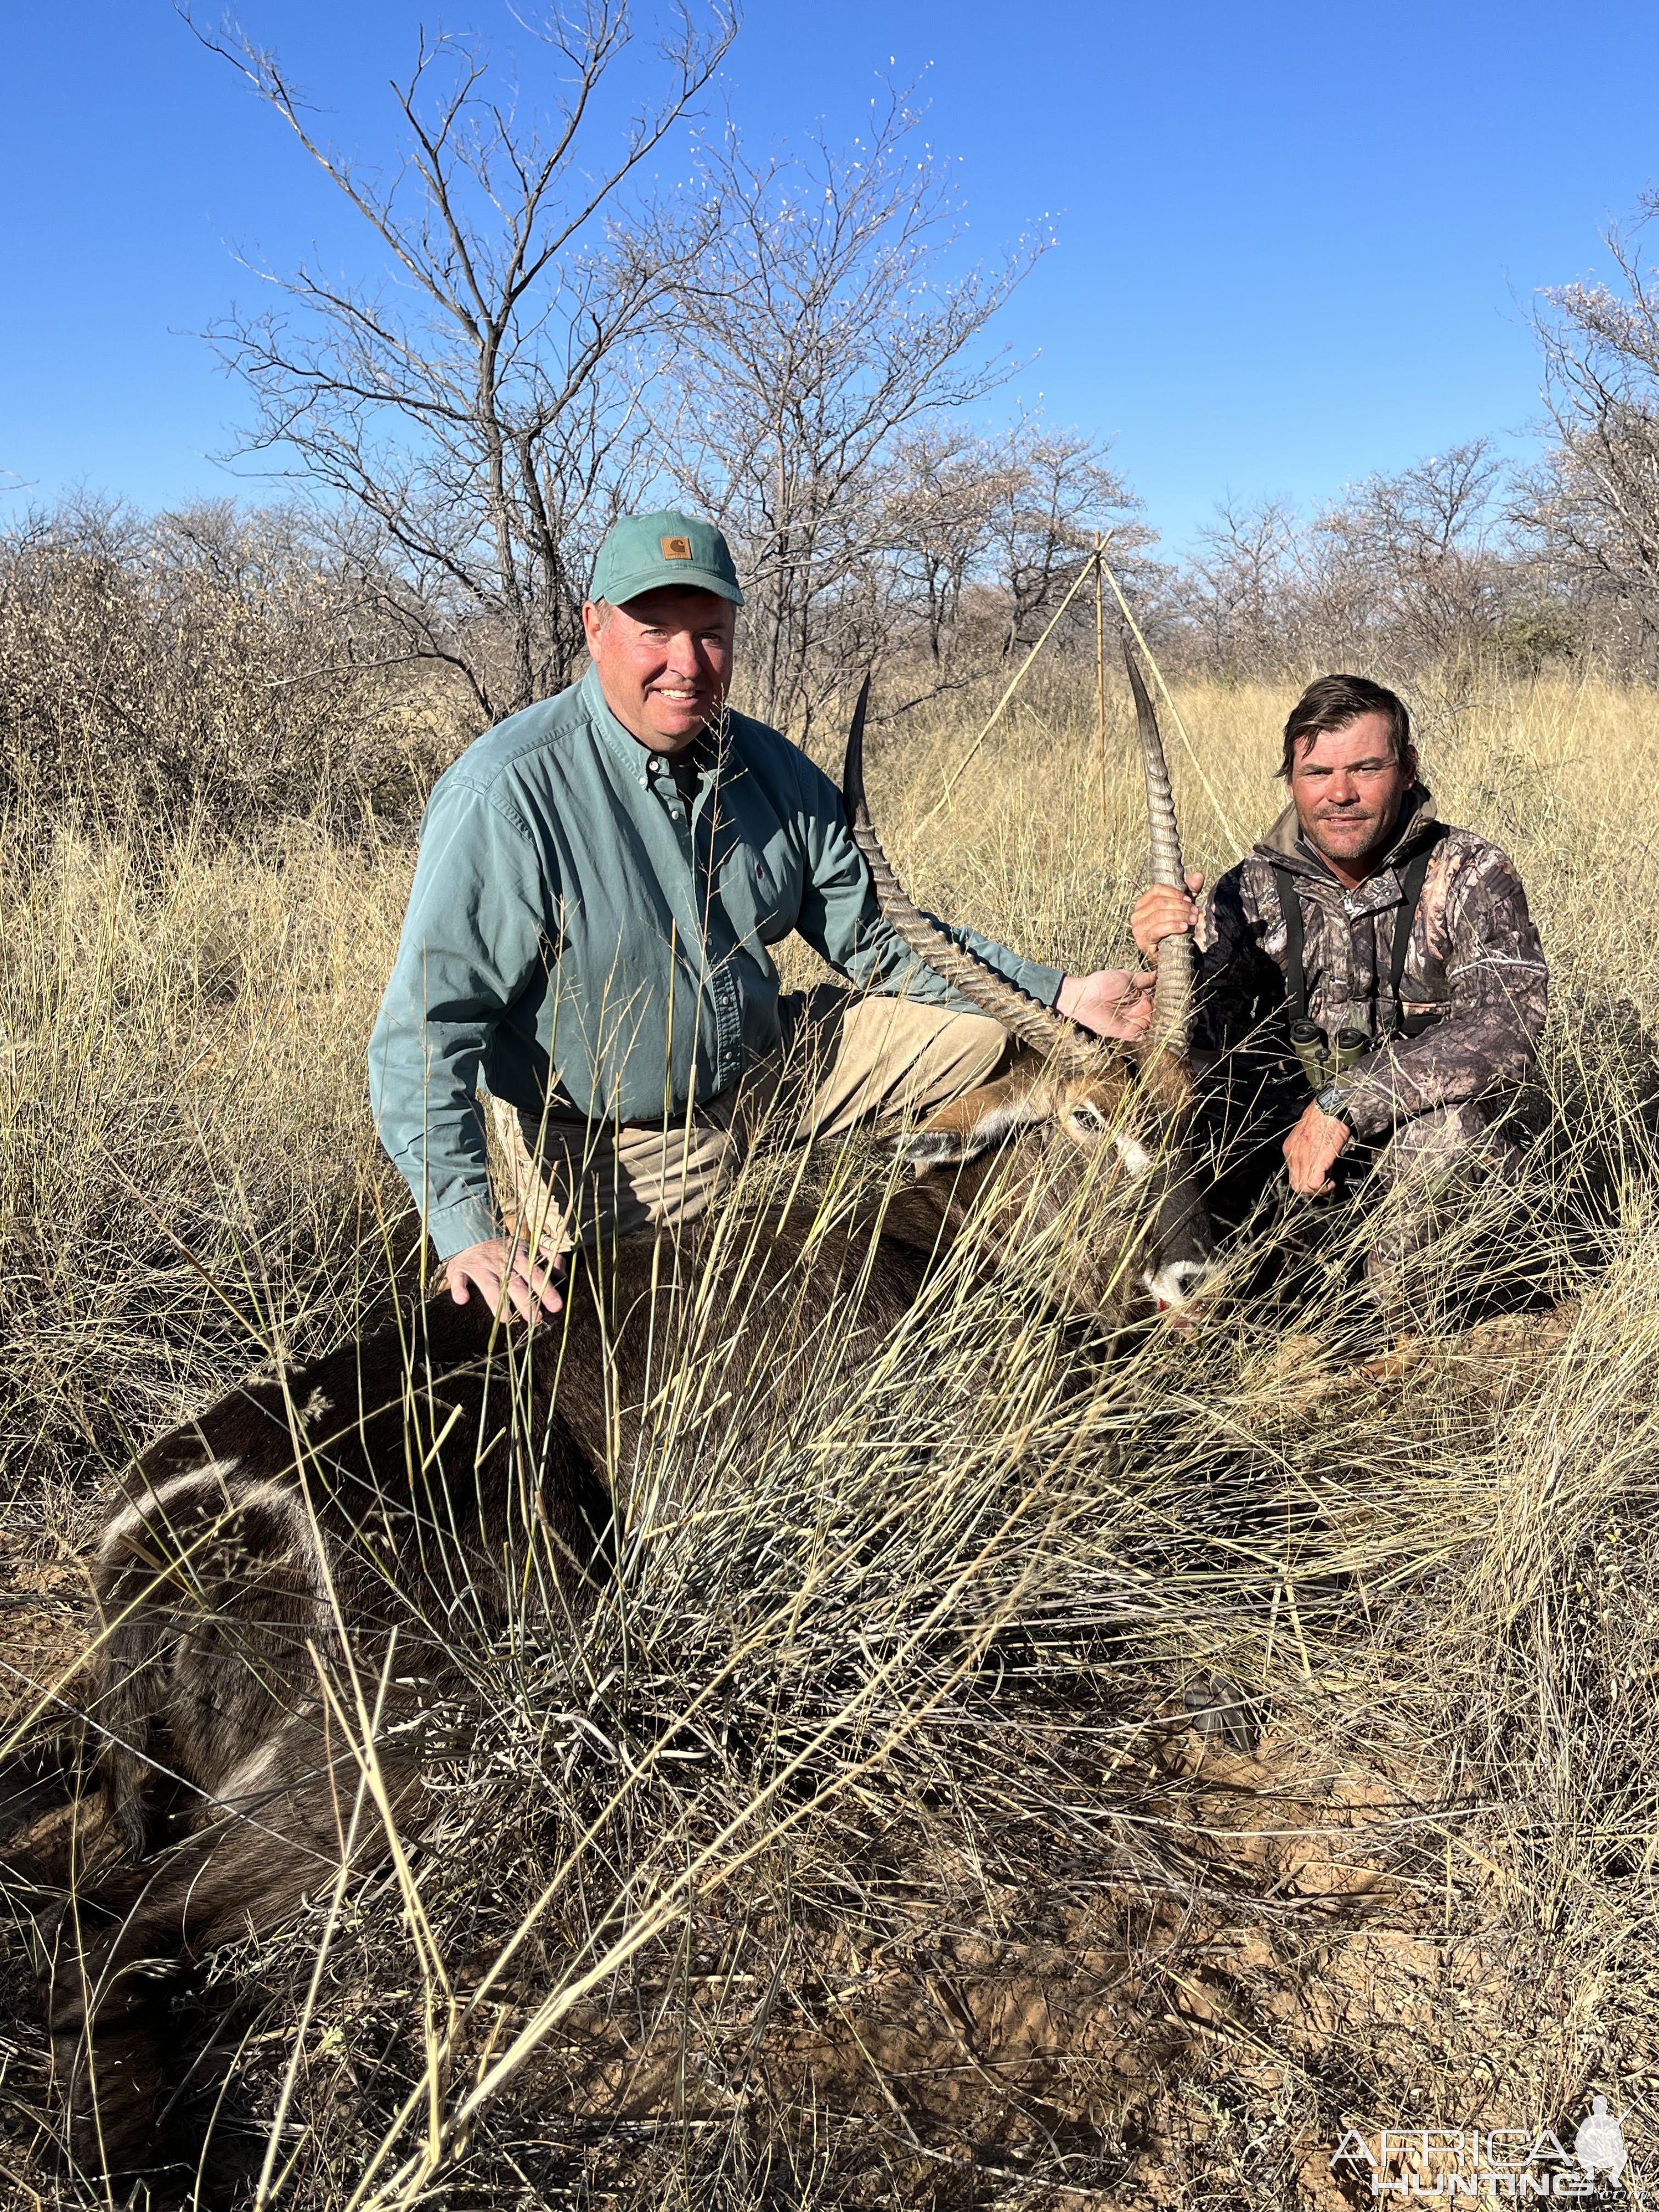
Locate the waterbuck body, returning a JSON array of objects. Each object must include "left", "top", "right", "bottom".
[
  {"left": 36, "top": 1194, "right": 935, "bottom": 2177},
  {"left": 30, "top": 643, "right": 1214, "bottom": 2181}
]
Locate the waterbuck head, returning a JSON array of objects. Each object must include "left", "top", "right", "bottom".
[{"left": 841, "top": 647, "right": 1216, "bottom": 1318}]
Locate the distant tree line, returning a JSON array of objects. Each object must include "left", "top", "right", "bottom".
[{"left": 8, "top": 1, "right": 1659, "bottom": 825}]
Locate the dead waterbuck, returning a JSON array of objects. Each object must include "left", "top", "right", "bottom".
[{"left": 27, "top": 646, "right": 1212, "bottom": 2183}]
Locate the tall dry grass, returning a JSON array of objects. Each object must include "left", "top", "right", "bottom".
[{"left": 4, "top": 670, "right": 1659, "bottom": 2207}]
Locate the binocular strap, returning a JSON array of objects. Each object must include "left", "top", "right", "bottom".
[{"left": 1272, "top": 826, "right": 1447, "bottom": 1082}]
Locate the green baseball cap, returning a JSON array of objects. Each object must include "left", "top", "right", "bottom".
[{"left": 589, "top": 509, "right": 744, "bottom": 610}]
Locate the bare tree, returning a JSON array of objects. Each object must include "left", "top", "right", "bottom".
[
  {"left": 1171, "top": 442, "right": 1526, "bottom": 676},
  {"left": 1317, "top": 440, "right": 1509, "bottom": 662},
  {"left": 976, "top": 418, "right": 1150, "bottom": 658},
  {"left": 881, "top": 427, "right": 997, "bottom": 668},
  {"left": 1180, "top": 496, "right": 1301, "bottom": 675},
  {"left": 1523, "top": 194, "right": 1659, "bottom": 659},
  {"left": 0, "top": 496, "right": 430, "bottom": 826},
  {"left": 192, "top": 3, "right": 735, "bottom": 724},
  {"left": 657, "top": 88, "right": 1042, "bottom": 739}
]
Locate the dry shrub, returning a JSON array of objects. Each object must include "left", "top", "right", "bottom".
[
  {"left": 0, "top": 499, "right": 465, "bottom": 832},
  {"left": 2, "top": 668, "right": 1658, "bottom": 2207}
]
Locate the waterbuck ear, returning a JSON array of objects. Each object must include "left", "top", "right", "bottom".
[{"left": 900, "top": 1073, "right": 1053, "bottom": 1170}]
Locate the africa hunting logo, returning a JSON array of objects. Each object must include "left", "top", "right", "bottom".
[{"left": 1331, "top": 2100, "right": 1630, "bottom": 2197}]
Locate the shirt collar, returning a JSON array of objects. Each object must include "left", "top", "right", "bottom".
[{"left": 580, "top": 663, "right": 653, "bottom": 784}]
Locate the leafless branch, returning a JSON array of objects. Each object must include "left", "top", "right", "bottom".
[{"left": 186, "top": 2, "right": 735, "bottom": 719}]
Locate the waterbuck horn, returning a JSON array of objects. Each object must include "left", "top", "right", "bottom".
[
  {"left": 1123, "top": 640, "right": 1193, "bottom": 1058},
  {"left": 840, "top": 675, "right": 1101, "bottom": 1070}
]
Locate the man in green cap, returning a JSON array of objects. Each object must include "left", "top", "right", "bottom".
[{"left": 370, "top": 509, "right": 1153, "bottom": 1318}]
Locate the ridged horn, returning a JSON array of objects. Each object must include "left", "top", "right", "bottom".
[
  {"left": 841, "top": 675, "right": 1101, "bottom": 1071},
  {"left": 1124, "top": 640, "right": 1193, "bottom": 1058}
]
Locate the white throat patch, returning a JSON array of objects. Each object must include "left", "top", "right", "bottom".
[{"left": 1113, "top": 1132, "right": 1154, "bottom": 1177}]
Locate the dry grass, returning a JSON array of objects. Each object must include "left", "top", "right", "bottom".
[{"left": 3, "top": 670, "right": 1659, "bottom": 2207}]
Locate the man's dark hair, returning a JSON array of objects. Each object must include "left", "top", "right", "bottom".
[{"left": 1278, "top": 674, "right": 1413, "bottom": 781}]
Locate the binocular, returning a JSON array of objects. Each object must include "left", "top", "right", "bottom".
[{"left": 1289, "top": 1019, "right": 1370, "bottom": 1096}]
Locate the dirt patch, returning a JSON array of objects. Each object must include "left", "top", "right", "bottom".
[{"left": 438, "top": 1719, "right": 1551, "bottom": 2206}]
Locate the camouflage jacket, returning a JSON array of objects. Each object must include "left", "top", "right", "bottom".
[{"left": 1193, "top": 788, "right": 1548, "bottom": 1142}]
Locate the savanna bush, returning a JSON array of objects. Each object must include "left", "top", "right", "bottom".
[{"left": 0, "top": 498, "right": 466, "bottom": 833}]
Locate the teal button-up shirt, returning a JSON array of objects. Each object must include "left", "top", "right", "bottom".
[{"left": 369, "top": 668, "right": 1064, "bottom": 1260}]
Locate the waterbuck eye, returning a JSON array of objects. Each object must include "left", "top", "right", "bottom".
[{"left": 1067, "top": 1101, "right": 1110, "bottom": 1138}]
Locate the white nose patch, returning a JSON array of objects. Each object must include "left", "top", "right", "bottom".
[
  {"left": 1142, "top": 1259, "right": 1210, "bottom": 1310},
  {"left": 1113, "top": 1132, "right": 1154, "bottom": 1177}
]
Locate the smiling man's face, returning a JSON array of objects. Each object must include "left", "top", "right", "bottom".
[
  {"left": 1288, "top": 710, "right": 1418, "bottom": 885},
  {"left": 583, "top": 586, "right": 737, "bottom": 754}
]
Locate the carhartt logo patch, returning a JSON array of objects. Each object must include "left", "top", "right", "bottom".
[{"left": 660, "top": 535, "right": 692, "bottom": 560}]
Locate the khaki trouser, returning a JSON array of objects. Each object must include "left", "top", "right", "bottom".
[{"left": 486, "top": 985, "right": 1009, "bottom": 1256}]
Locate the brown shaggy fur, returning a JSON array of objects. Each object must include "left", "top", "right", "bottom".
[
  {"left": 34, "top": 1077, "right": 1211, "bottom": 2181},
  {"left": 36, "top": 1189, "right": 943, "bottom": 2176}
]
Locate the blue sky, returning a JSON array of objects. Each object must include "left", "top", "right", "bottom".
[{"left": 3, "top": 0, "right": 1655, "bottom": 553}]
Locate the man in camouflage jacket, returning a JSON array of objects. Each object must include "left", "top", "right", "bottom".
[{"left": 1131, "top": 673, "right": 1547, "bottom": 1294}]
